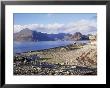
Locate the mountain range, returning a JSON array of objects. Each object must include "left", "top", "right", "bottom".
[{"left": 14, "top": 28, "right": 89, "bottom": 42}]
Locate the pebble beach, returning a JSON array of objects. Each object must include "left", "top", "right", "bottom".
[{"left": 14, "top": 43, "right": 97, "bottom": 75}]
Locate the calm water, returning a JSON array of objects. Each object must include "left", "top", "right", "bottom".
[{"left": 14, "top": 41, "right": 89, "bottom": 53}]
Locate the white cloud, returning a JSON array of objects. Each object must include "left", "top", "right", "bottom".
[
  {"left": 64, "top": 19, "right": 97, "bottom": 34},
  {"left": 47, "top": 13, "right": 53, "bottom": 17},
  {"left": 46, "top": 23, "right": 64, "bottom": 30},
  {"left": 14, "top": 19, "right": 96, "bottom": 35}
]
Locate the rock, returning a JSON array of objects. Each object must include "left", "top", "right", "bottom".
[
  {"left": 60, "top": 63, "right": 64, "bottom": 65},
  {"left": 71, "top": 66, "right": 76, "bottom": 68},
  {"left": 37, "top": 67, "right": 41, "bottom": 70}
]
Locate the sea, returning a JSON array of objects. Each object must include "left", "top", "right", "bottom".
[{"left": 14, "top": 41, "right": 89, "bottom": 53}]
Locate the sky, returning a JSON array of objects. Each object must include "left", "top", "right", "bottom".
[{"left": 14, "top": 13, "right": 97, "bottom": 34}]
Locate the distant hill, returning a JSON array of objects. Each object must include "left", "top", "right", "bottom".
[
  {"left": 14, "top": 28, "right": 34, "bottom": 41},
  {"left": 14, "top": 28, "right": 89, "bottom": 42},
  {"left": 14, "top": 28, "right": 54, "bottom": 41},
  {"left": 64, "top": 32, "right": 89, "bottom": 41},
  {"left": 47, "top": 33, "right": 67, "bottom": 41}
]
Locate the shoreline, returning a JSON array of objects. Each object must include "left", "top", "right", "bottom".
[
  {"left": 15, "top": 43, "right": 85, "bottom": 55},
  {"left": 14, "top": 43, "right": 97, "bottom": 75}
]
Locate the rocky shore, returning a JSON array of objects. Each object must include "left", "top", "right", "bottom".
[{"left": 14, "top": 43, "right": 97, "bottom": 75}]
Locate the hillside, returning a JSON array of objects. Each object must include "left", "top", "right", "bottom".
[{"left": 14, "top": 28, "right": 89, "bottom": 41}]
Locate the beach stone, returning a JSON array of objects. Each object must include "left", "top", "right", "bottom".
[
  {"left": 71, "top": 66, "right": 76, "bottom": 68},
  {"left": 60, "top": 63, "right": 64, "bottom": 65},
  {"left": 37, "top": 67, "right": 41, "bottom": 70}
]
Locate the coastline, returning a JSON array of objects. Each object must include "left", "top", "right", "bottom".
[
  {"left": 14, "top": 43, "right": 97, "bottom": 75},
  {"left": 15, "top": 43, "right": 83, "bottom": 54}
]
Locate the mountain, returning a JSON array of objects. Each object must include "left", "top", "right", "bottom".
[
  {"left": 73, "top": 32, "right": 89, "bottom": 40},
  {"left": 14, "top": 28, "right": 33, "bottom": 41},
  {"left": 14, "top": 28, "right": 54, "bottom": 41},
  {"left": 48, "top": 33, "right": 67, "bottom": 41},
  {"left": 64, "top": 32, "right": 89, "bottom": 41},
  {"left": 14, "top": 28, "right": 89, "bottom": 41},
  {"left": 71, "top": 32, "right": 82, "bottom": 40}
]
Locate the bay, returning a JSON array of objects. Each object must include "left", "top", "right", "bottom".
[{"left": 14, "top": 41, "right": 89, "bottom": 53}]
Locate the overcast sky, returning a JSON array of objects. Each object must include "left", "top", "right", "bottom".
[{"left": 14, "top": 13, "right": 97, "bottom": 35}]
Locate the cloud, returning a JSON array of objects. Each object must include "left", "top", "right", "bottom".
[
  {"left": 14, "top": 19, "right": 96, "bottom": 35},
  {"left": 47, "top": 13, "right": 53, "bottom": 17},
  {"left": 65, "top": 19, "right": 97, "bottom": 34}
]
